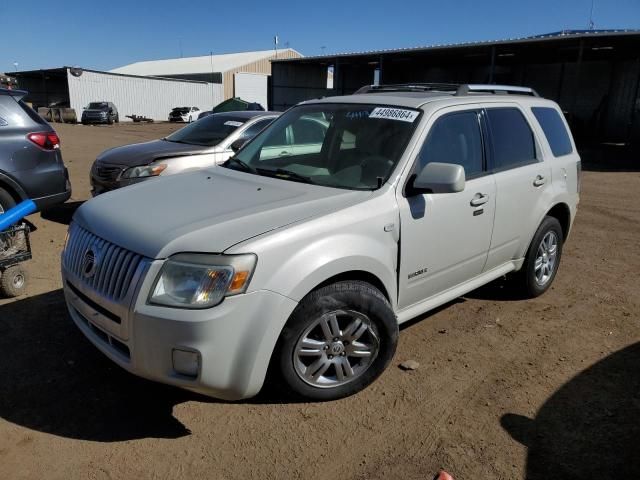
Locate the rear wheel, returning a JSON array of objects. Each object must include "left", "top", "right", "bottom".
[
  {"left": 0, "top": 266, "right": 28, "bottom": 298},
  {"left": 275, "top": 281, "right": 398, "bottom": 401},
  {"left": 0, "top": 187, "right": 16, "bottom": 214},
  {"left": 516, "top": 216, "right": 563, "bottom": 298}
]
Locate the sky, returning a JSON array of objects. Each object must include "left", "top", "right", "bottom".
[{"left": 1, "top": 0, "right": 639, "bottom": 73}]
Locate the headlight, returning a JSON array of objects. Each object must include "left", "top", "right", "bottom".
[
  {"left": 121, "top": 163, "right": 167, "bottom": 179},
  {"left": 149, "top": 253, "right": 257, "bottom": 309}
]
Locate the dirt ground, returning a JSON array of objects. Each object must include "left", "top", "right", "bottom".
[{"left": 0, "top": 122, "right": 638, "bottom": 480}]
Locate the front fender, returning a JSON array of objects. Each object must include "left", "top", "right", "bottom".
[{"left": 244, "top": 230, "right": 398, "bottom": 310}]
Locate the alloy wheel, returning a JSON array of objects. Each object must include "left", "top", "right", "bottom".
[{"left": 293, "top": 309, "right": 380, "bottom": 388}]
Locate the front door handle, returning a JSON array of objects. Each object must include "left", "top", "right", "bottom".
[
  {"left": 470, "top": 193, "right": 489, "bottom": 207},
  {"left": 533, "top": 174, "right": 546, "bottom": 187}
]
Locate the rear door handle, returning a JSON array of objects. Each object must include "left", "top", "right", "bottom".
[
  {"left": 533, "top": 175, "right": 546, "bottom": 187},
  {"left": 470, "top": 193, "right": 489, "bottom": 207}
]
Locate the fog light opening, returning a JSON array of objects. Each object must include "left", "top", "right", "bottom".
[{"left": 172, "top": 348, "right": 200, "bottom": 378}]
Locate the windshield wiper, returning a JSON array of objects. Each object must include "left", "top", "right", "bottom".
[
  {"left": 225, "top": 157, "right": 257, "bottom": 173},
  {"left": 257, "top": 167, "right": 314, "bottom": 184}
]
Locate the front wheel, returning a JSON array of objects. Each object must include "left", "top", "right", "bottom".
[
  {"left": 516, "top": 216, "right": 563, "bottom": 298},
  {"left": 275, "top": 281, "right": 398, "bottom": 401}
]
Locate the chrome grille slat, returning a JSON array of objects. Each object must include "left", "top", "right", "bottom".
[
  {"left": 108, "top": 250, "right": 126, "bottom": 298},
  {"left": 113, "top": 252, "right": 132, "bottom": 298},
  {"left": 97, "top": 244, "right": 116, "bottom": 292},
  {"left": 119, "top": 256, "right": 141, "bottom": 300},
  {"left": 63, "top": 224, "right": 146, "bottom": 301}
]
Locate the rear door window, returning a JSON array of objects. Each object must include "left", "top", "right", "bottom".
[
  {"left": 486, "top": 108, "right": 537, "bottom": 171},
  {"left": 531, "top": 107, "right": 573, "bottom": 157},
  {"left": 416, "top": 110, "right": 484, "bottom": 179}
]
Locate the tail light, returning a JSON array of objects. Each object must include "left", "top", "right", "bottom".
[
  {"left": 27, "top": 132, "right": 60, "bottom": 151},
  {"left": 576, "top": 160, "right": 582, "bottom": 194}
]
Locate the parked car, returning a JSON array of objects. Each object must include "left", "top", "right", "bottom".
[
  {"left": 198, "top": 98, "right": 266, "bottom": 120},
  {"left": 63, "top": 84, "right": 580, "bottom": 402},
  {"left": 90, "top": 111, "right": 279, "bottom": 195},
  {"left": 81, "top": 102, "right": 119, "bottom": 125},
  {"left": 169, "top": 107, "right": 200, "bottom": 123},
  {"left": 0, "top": 88, "right": 71, "bottom": 213}
]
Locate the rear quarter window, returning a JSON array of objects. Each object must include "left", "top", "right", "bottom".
[
  {"left": 0, "top": 96, "right": 48, "bottom": 127},
  {"left": 531, "top": 107, "right": 573, "bottom": 157}
]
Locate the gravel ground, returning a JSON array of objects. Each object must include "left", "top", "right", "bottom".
[{"left": 0, "top": 122, "right": 638, "bottom": 480}]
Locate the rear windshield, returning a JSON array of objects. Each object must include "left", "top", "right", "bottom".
[
  {"left": 0, "top": 96, "right": 48, "bottom": 127},
  {"left": 164, "top": 114, "right": 248, "bottom": 146},
  {"left": 531, "top": 107, "right": 573, "bottom": 157}
]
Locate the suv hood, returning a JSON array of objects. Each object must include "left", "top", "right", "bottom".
[
  {"left": 74, "top": 168, "right": 370, "bottom": 259},
  {"left": 96, "top": 139, "right": 209, "bottom": 167}
]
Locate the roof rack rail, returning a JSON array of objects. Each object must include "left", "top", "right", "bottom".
[
  {"left": 455, "top": 84, "right": 539, "bottom": 97},
  {"left": 355, "top": 83, "right": 539, "bottom": 97},
  {"left": 355, "top": 83, "right": 460, "bottom": 94}
]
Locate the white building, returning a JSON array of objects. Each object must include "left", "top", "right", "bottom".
[
  {"left": 14, "top": 67, "right": 222, "bottom": 122},
  {"left": 111, "top": 48, "right": 302, "bottom": 107}
]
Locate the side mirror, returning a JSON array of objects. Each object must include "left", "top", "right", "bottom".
[
  {"left": 408, "top": 162, "right": 465, "bottom": 195},
  {"left": 230, "top": 138, "right": 246, "bottom": 153}
]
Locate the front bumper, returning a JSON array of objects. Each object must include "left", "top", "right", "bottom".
[
  {"left": 62, "top": 259, "right": 298, "bottom": 400},
  {"left": 82, "top": 115, "right": 109, "bottom": 124}
]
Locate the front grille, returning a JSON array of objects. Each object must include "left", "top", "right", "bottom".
[
  {"left": 93, "top": 164, "right": 123, "bottom": 181},
  {"left": 64, "top": 223, "right": 146, "bottom": 301}
]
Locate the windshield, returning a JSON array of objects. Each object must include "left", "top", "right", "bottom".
[
  {"left": 172, "top": 107, "right": 189, "bottom": 113},
  {"left": 87, "top": 102, "right": 108, "bottom": 110},
  {"left": 226, "top": 103, "right": 420, "bottom": 190},
  {"left": 165, "top": 114, "right": 248, "bottom": 146}
]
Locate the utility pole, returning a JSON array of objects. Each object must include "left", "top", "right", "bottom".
[
  {"left": 588, "top": 0, "right": 596, "bottom": 30},
  {"left": 210, "top": 51, "right": 216, "bottom": 107},
  {"left": 274, "top": 35, "right": 279, "bottom": 59}
]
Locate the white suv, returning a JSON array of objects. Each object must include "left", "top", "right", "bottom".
[{"left": 62, "top": 84, "right": 580, "bottom": 401}]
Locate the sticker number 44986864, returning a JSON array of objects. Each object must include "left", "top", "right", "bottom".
[{"left": 369, "top": 107, "right": 420, "bottom": 123}]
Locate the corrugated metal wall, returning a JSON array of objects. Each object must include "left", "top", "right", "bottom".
[
  {"left": 67, "top": 69, "right": 223, "bottom": 121},
  {"left": 223, "top": 49, "right": 302, "bottom": 100}
]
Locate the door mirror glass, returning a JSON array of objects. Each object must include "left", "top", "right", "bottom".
[{"left": 410, "top": 162, "right": 465, "bottom": 195}]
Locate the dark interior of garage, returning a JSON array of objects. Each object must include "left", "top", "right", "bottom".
[{"left": 272, "top": 30, "right": 640, "bottom": 149}]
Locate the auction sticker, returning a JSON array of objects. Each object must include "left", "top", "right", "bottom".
[
  {"left": 224, "top": 120, "right": 244, "bottom": 127},
  {"left": 369, "top": 107, "right": 419, "bottom": 123}
]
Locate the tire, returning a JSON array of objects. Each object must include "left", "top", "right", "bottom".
[
  {"left": 275, "top": 280, "right": 398, "bottom": 401},
  {"left": 0, "top": 187, "right": 16, "bottom": 214},
  {"left": 517, "top": 216, "right": 564, "bottom": 298},
  {"left": 107, "top": 116, "right": 113, "bottom": 125},
  {"left": 115, "top": 114, "right": 119, "bottom": 123},
  {"left": 0, "top": 265, "right": 28, "bottom": 298}
]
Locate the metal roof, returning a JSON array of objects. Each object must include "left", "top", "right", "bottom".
[
  {"left": 12, "top": 67, "right": 210, "bottom": 84},
  {"left": 272, "top": 29, "right": 640, "bottom": 63},
  {"left": 110, "top": 49, "right": 302, "bottom": 76}
]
